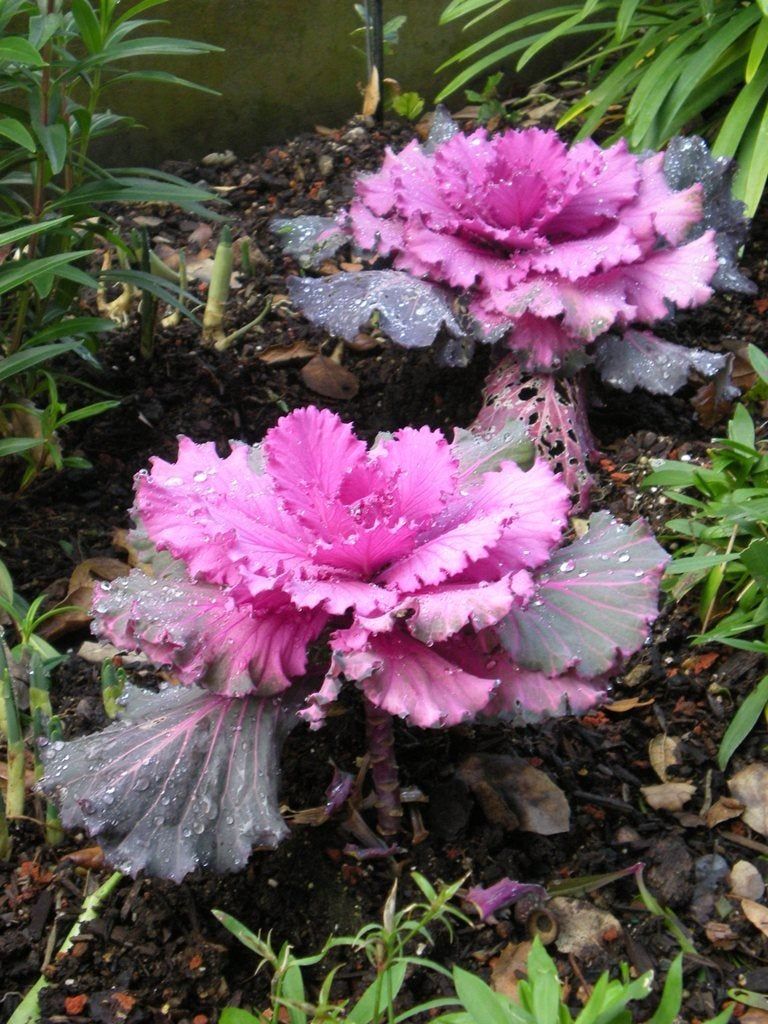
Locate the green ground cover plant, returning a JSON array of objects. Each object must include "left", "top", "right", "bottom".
[
  {"left": 214, "top": 873, "right": 732, "bottom": 1024},
  {"left": 645, "top": 344, "right": 768, "bottom": 767}
]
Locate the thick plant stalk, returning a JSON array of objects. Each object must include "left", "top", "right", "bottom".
[
  {"left": 364, "top": 697, "right": 402, "bottom": 835},
  {"left": 8, "top": 871, "right": 124, "bottom": 1024},
  {"left": 1, "top": 646, "right": 24, "bottom": 819},
  {"left": 473, "top": 351, "right": 599, "bottom": 512},
  {"left": 202, "top": 226, "right": 233, "bottom": 345}
]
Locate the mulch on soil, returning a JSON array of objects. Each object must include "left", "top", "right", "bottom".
[{"left": 1, "top": 113, "right": 768, "bottom": 1024}]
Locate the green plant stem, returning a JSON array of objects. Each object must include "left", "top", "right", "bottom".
[{"left": 8, "top": 871, "right": 124, "bottom": 1024}]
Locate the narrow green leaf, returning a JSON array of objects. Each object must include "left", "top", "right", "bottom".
[
  {"left": 0, "top": 436, "right": 42, "bottom": 456},
  {"left": 734, "top": 95, "right": 768, "bottom": 215},
  {"left": 33, "top": 122, "right": 68, "bottom": 175},
  {"left": 218, "top": 1011, "right": 259, "bottom": 1024},
  {"left": 106, "top": 69, "right": 219, "bottom": 95},
  {"left": 0, "top": 215, "right": 72, "bottom": 248},
  {"left": 0, "top": 340, "right": 82, "bottom": 383},
  {"left": 648, "top": 955, "right": 683, "bottom": 1024},
  {"left": 747, "top": 16, "right": 768, "bottom": 82},
  {"left": 57, "top": 400, "right": 120, "bottom": 426},
  {"left": 453, "top": 967, "right": 519, "bottom": 1024},
  {"left": 281, "top": 963, "right": 307, "bottom": 1024},
  {"left": 616, "top": 0, "right": 642, "bottom": 41},
  {"left": 662, "top": 6, "right": 761, "bottom": 129},
  {"left": 519, "top": 0, "right": 601, "bottom": 70},
  {"left": 71, "top": 0, "right": 102, "bottom": 52},
  {"left": 348, "top": 963, "right": 407, "bottom": 1024},
  {"left": 718, "top": 674, "right": 768, "bottom": 769},
  {"left": 713, "top": 59, "right": 768, "bottom": 157},
  {"left": 0, "top": 36, "right": 45, "bottom": 66},
  {"left": 0, "top": 117, "right": 35, "bottom": 152}
]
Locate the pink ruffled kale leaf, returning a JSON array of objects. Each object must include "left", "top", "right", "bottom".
[
  {"left": 39, "top": 684, "right": 301, "bottom": 882},
  {"left": 337, "top": 128, "right": 722, "bottom": 366},
  {"left": 496, "top": 511, "right": 669, "bottom": 679},
  {"left": 94, "top": 560, "right": 327, "bottom": 698}
]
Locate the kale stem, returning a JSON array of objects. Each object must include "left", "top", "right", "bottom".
[{"left": 364, "top": 698, "right": 402, "bottom": 836}]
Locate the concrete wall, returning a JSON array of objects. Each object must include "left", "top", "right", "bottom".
[{"left": 103, "top": 0, "right": 568, "bottom": 166}]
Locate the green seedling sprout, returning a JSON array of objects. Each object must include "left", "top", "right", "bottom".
[
  {"left": 32, "top": 708, "right": 63, "bottom": 845},
  {"left": 101, "top": 659, "right": 126, "bottom": 720},
  {"left": 28, "top": 650, "right": 52, "bottom": 721},
  {"left": 138, "top": 230, "right": 159, "bottom": 359},
  {"left": 0, "top": 788, "right": 9, "bottom": 860},
  {"left": 239, "top": 239, "right": 253, "bottom": 279},
  {"left": 162, "top": 250, "right": 187, "bottom": 329},
  {"left": 214, "top": 297, "right": 273, "bottom": 353},
  {"left": 1, "top": 641, "right": 25, "bottom": 819},
  {"left": 202, "top": 226, "right": 233, "bottom": 346}
]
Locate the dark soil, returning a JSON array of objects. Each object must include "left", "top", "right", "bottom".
[{"left": 1, "top": 113, "right": 768, "bottom": 1024}]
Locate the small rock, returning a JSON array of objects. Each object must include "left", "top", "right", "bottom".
[
  {"left": 201, "top": 149, "right": 237, "bottom": 168},
  {"left": 317, "top": 154, "right": 334, "bottom": 177},
  {"left": 343, "top": 126, "right": 368, "bottom": 144}
]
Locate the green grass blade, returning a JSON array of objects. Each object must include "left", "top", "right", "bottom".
[{"left": 718, "top": 673, "right": 768, "bottom": 769}]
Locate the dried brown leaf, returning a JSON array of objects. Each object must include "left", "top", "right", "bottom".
[
  {"left": 362, "top": 66, "right": 380, "bottom": 118},
  {"left": 649, "top": 735, "right": 682, "bottom": 782},
  {"left": 458, "top": 754, "right": 570, "bottom": 836},
  {"left": 706, "top": 796, "right": 745, "bottom": 828},
  {"left": 605, "top": 696, "right": 654, "bottom": 713},
  {"left": 300, "top": 354, "right": 359, "bottom": 400},
  {"left": 490, "top": 941, "right": 532, "bottom": 1000},
  {"left": 258, "top": 340, "right": 315, "bottom": 365},
  {"left": 729, "top": 763, "right": 768, "bottom": 837},
  {"left": 741, "top": 897, "right": 768, "bottom": 937},
  {"left": 704, "top": 920, "right": 738, "bottom": 948},
  {"left": 641, "top": 781, "right": 696, "bottom": 812}
]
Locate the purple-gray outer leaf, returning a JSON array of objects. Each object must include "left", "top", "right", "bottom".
[
  {"left": 287, "top": 270, "right": 464, "bottom": 348},
  {"left": 39, "top": 684, "right": 299, "bottom": 881},
  {"left": 496, "top": 511, "right": 669, "bottom": 678},
  {"left": 453, "top": 419, "right": 535, "bottom": 477},
  {"left": 594, "top": 329, "right": 728, "bottom": 395},
  {"left": 272, "top": 215, "right": 348, "bottom": 268},
  {"left": 663, "top": 136, "right": 756, "bottom": 295},
  {"left": 423, "top": 104, "right": 460, "bottom": 154}
]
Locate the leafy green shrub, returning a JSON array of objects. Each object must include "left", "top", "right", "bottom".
[
  {"left": 645, "top": 344, "right": 768, "bottom": 766},
  {"left": 437, "top": 0, "right": 768, "bottom": 214},
  {"left": 0, "top": 0, "right": 218, "bottom": 485}
]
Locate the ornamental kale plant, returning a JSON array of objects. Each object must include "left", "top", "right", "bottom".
[
  {"left": 278, "top": 115, "right": 754, "bottom": 506},
  {"left": 40, "top": 407, "right": 666, "bottom": 881}
]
